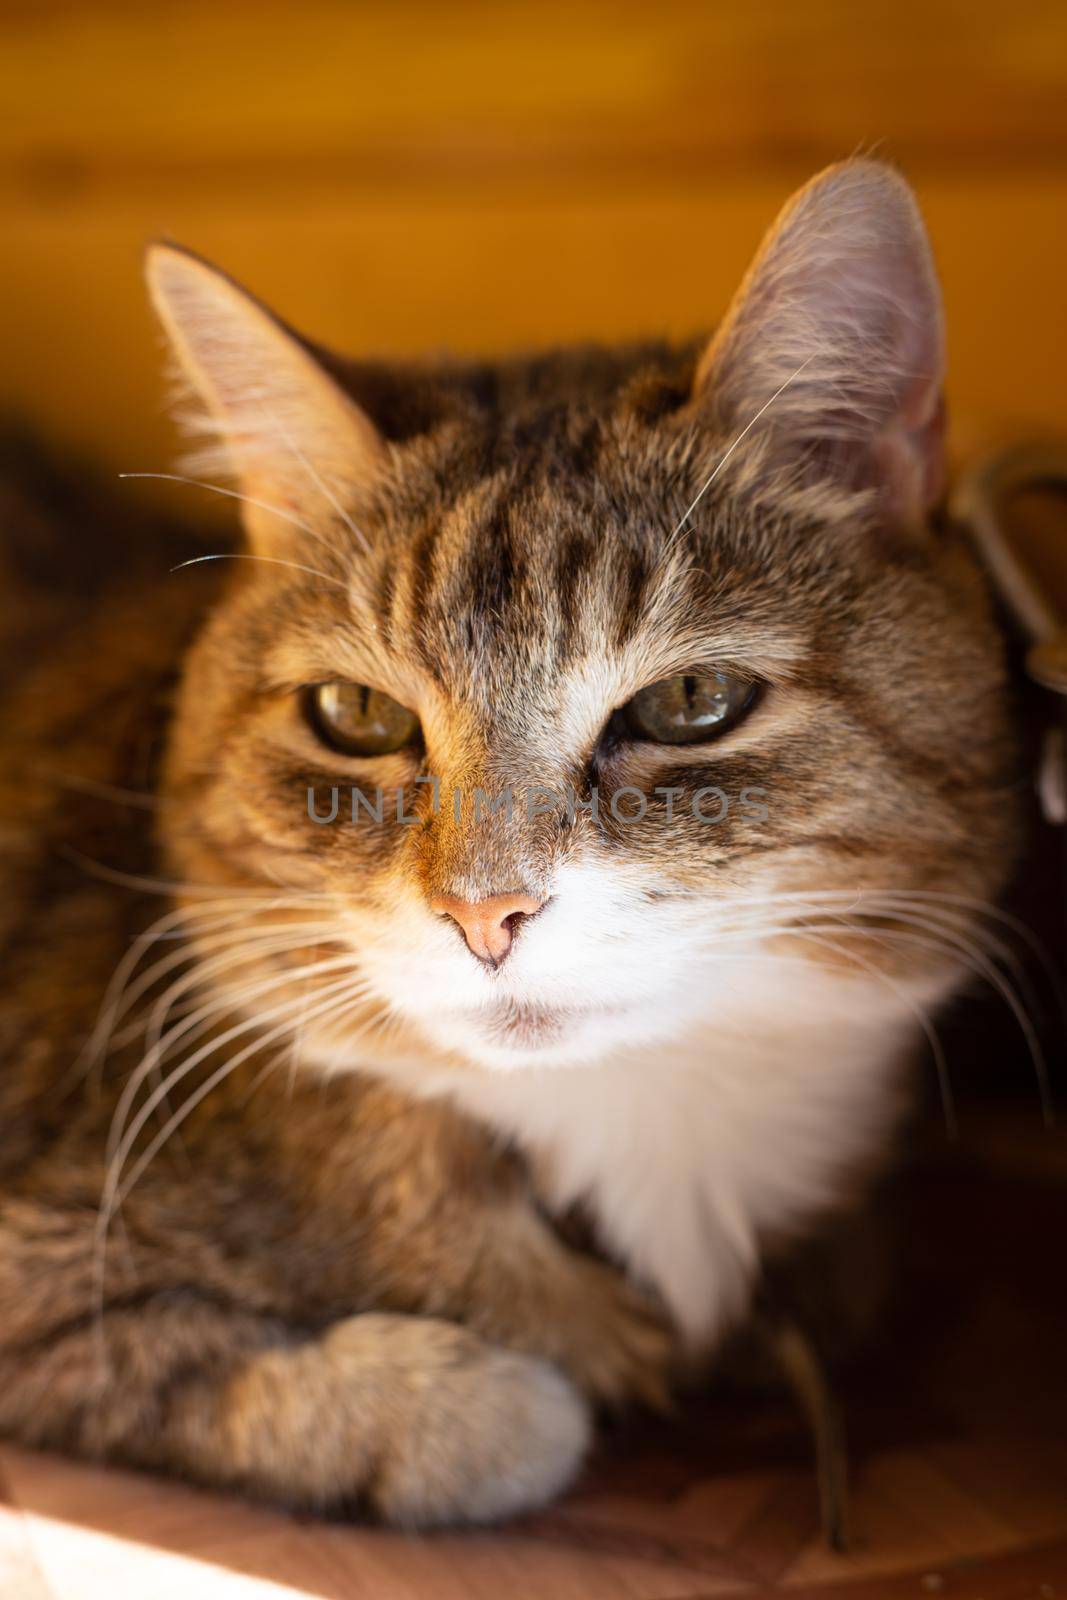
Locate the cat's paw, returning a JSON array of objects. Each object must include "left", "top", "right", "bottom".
[
  {"left": 547, "top": 1262, "right": 676, "bottom": 1411},
  {"left": 324, "top": 1316, "right": 591, "bottom": 1527}
]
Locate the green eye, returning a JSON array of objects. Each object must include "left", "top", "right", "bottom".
[
  {"left": 306, "top": 682, "right": 420, "bottom": 757},
  {"left": 615, "top": 671, "right": 757, "bottom": 745}
]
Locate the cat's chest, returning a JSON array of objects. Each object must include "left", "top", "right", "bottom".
[{"left": 440, "top": 1022, "right": 906, "bottom": 1346}]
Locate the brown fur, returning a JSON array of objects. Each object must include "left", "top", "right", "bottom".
[{"left": 0, "top": 162, "right": 1017, "bottom": 1525}]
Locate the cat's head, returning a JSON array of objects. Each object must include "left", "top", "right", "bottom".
[{"left": 149, "top": 159, "right": 1015, "bottom": 1075}]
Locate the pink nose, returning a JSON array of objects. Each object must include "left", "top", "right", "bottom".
[{"left": 431, "top": 891, "right": 544, "bottom": 967}]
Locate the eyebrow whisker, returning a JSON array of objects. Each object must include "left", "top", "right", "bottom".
[
  {"left": 668, "top": 354, "right": 815, "bottom": 541},
  {"left": 118, "top": 471, "right": 327, "bottom": 546}
]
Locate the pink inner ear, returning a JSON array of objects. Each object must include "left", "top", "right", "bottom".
[
  {"left": 691, "top": 161, "right": 946, "bottom": 526},
  {"left": 874, "top": 384, "right": 946, "bottom": 524},
  {"left": 912, "top": 390, "right": 947, "bottom": 510}
]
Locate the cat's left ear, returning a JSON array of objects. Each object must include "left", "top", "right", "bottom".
[
  {"left": 692, "top": 159, "right": 945, "bottom": 527},
  {"left": 145, "top": 244, "right": 386, "bottom": 551}
]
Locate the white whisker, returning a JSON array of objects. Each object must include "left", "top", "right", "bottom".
[
  {"left": 796, "top": 926, "right": 958, "bottom": 1138},
  {"left": 169, "top": 552, "right": 348, "bottom": 590},
  {"left": 118, "top": 471, "right": 327, "bottom": 548},
  {"left": 105, "top": 952, "right": 361, "bottom": 1176},
  {"left": 669, "top": 355, "right": 815, "bottom": 541},
  {"left": 92, "top": 967, "right": 373, "bottom": 1360},
  {"left": 113, "top": 975, "right": 372, "bottom": 1208},
  {"left": 58, "top": 845, "right": 335, "bottom": 903},
  {"left": 278, "top": 426, "right": 372, "bottom": 558}
]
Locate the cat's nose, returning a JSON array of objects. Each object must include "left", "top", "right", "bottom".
[{"left": 430, "top": 891, "right": 544, "bottom": 967}]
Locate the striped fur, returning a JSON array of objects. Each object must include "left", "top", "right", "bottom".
[{"left": 0, "top": 160, "right": 1017, "bottom": 1525}]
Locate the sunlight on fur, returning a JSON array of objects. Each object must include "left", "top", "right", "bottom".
[{"left": 0, "top": 159, "right": 1030, "bottom": 1529}]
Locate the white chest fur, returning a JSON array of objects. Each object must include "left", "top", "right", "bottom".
[{"left": 436, "top": 1011, "right": 910, "bottom": 1347}]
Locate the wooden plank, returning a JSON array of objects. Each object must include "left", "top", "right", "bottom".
[
  {"left": 1, "top": 0, "right": 1065, "bottom": 479},
  {"left": 3, "top": 1, "right": 1067, "bottom": 189},
  {"left": 0, "top": 174, "right": 1064, "bottom": 503}
]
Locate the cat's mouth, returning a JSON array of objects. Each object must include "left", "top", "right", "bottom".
[{"left": 469, "top": 999, "right": 615, "bottom": 1048}]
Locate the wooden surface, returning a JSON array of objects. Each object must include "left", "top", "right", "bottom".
[
  {"left": 1, "top": 1120, "right": 1065, "bottom": 1600},
  {"left": 1, "top": 0, "right": 1066, "bottom": 518}
]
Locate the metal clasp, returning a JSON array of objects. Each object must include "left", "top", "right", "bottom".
[{"left": 952, "top": 444, "right": 1067, "bottom": 824}]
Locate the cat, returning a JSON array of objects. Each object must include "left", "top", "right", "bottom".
[{"left": 0, "top": 158, "right": 1016, "bottom": 1527}]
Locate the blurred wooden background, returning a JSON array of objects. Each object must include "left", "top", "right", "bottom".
[{"left": 1, "top": 0, "right": 1066, "bottom": 510}]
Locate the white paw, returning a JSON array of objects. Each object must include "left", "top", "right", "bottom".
[{"left": 365, "top": 1324, "right": 591, "bottom": 1528}]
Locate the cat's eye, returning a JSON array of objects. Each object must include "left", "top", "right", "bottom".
[
  {"left": 306, "top": 682, "right": 421, "bottom": 757},
  {"left": 614, "top": 671, "right": 757, "bottom": 745}
]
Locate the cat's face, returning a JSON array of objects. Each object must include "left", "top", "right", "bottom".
[{"left": 152, "top": 161, "right": 1015, "bottom": 1075}]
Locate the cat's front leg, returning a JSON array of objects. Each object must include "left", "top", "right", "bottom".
[
  {"left": 179, "top": 1311, "right": 590, "bottom": 1524},
  {"left": 313, "top": 1083, "right": 677, "bottom": 1409},
  {"left": 398, "top": 1196, "right": 677, "bottom": 1410},
  {"left": 0, "top": 1293, "right": 589, "bottom": 1526}
]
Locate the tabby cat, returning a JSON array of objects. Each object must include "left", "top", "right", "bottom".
[{"left": 0, "top": 160, "right": 1015, "bottom": 1525}]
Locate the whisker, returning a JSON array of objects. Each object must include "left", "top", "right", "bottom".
[
  {"left": 35, "top": 770, "right": 163, "bottom": 811},
  {"left": 105, "top": 953, "right": 362, "bottom": 1176},
  {"left": 118, "top": 471, "right": 328, "bottom": 548},
  {"left": 112, "top": 974, "right": 373, "bottom": 1209},
  {"left": 831, "top": 915, "right": 1053, "bottom": 1127},
  {"left": 91, "top": 970, "right": 373, "bottom": 1368},
  {"left": 136, "top": 937, "right": 347, "bottom": 1095},
  {"left": 56, "top": 844, "right": 335, "bottom": 903},
  {"left": 75, "top": 903, "right": 200, "bottom": 1078},
  {"left": 869, "top": 889, "right": 1064, "bottom": 1019},
  {"left": 107, "top": 918, "right": 343, "bottom": 1045},
  {"left": 278, "top": 427, "right": 372, "bottom": 558},
  {"left": 122, "top": 925, "right": 347, "bottom": 1131},
  {"left": 169, "top": 552, "right": 348, "bottom": 590},
  {"left": 79, "top": 896, "right": 334, "bottom": 1071},
  {"left": 796, "top": 927, "right": 958, "bottom": 1139},
  {"left": 698, "top": 889, "right": 1055, "bottom": 1129},
  {"left": 668, "top": 355, "right": 815, "bottom": 541},
  {"left": 702, "top": 886, "right": 1052, "bottom": 1020}
]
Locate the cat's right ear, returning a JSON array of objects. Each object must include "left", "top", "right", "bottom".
[
  {"left": 145, "top": 244, "right": 386, "bottom": 552},
  {"left": 689, "top": 160, "right": 945, "bottom": 530}
]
